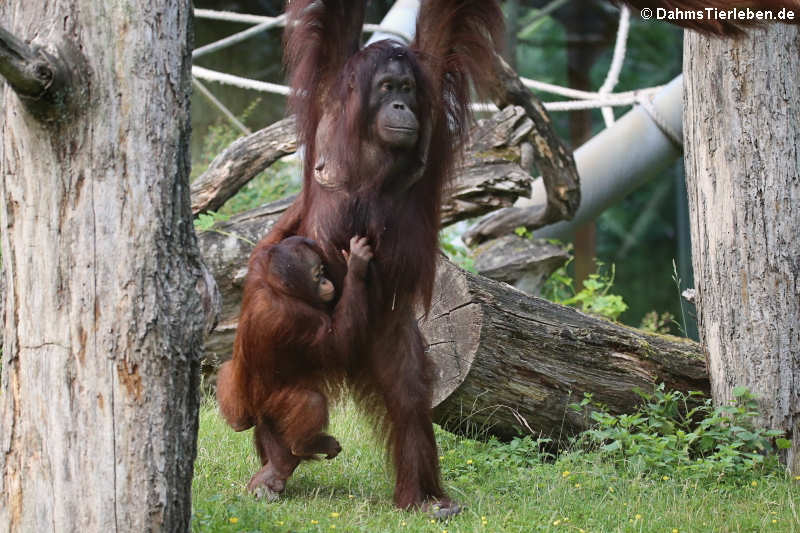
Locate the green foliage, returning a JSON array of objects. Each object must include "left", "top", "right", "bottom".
[
  {"left": 218, "top": 159, "right": 301, "bottom": 216},
  {"left": 194, "top": 211, "right": 230, "bottom": 233},
  {"left": 639, "top": 310, "right": 675, "bottom": 335},
  {"left": 513, "top": 226, "right": 533, "bottom": 239},
  {"left": 439, "top": 227, "right": 475, "bottom": 273},
  {"left": 544, "top": 260, "right": 629, "bottom": 321},
  {"left": 191, "top": 99, "right": 301, "bottom": 217},
  {"left": 573, "top": 384, "right": 786, "bottom": 480}
]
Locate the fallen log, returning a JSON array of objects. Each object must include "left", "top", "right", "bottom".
[
  {"left": 198, "top": 216, "right": 709, "bottom": 441},
  {"left": 425, "top": 259, "right": 709, "bottom": 442}
]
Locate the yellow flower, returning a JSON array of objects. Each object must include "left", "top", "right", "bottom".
[
  {"left": 635, "top": 514, "right": 642, "bottom": 520},
  {"left": 466, "top": 459, "right": 473, "bottom": 465},
  {"left": 481, "top": 516, "right": 487, "bottom": 520},
  {"left": 772, "top": 520, "right": 778, "bottom": 524},
  {"left": 277, "top": 521, "right": 284, "bottom": 526},
  {"left": 229, "top": 517, "right": 239, "bottom": 524},
  {"left": 311, "top": 519, "right": 319, "bottom": 525},
  {"left": 608, "top": 486, "right": 615, "bottom": 492},
  {"left": 672, "top": 529, "right": 679, "bottom": 533},
  {"left": 574, "top": 483, "right": 581, "bottom": 488},
  {"left": 562, "top": 471, "right": 571, "bottom": 477},
  {"left": 430, "top": 519, "right": 436, "bottom": 524},
  {"left": 348, "top": 494, "right": 355, "bottom": 499},
  {"left": 330, "top": 512, "right": 340, "bottom": 518},
  {"left": 751, "top": 481, "right": 758, "bottom": 487},
  {"left": 662, "top": 476, "right": 670, "bottom": 481},
  {"left": 553, "top": 520, "right": 561, "bottom": 526},
  {"left": 440, "top": 455, "right": 445, "bottom": 460},
  {"left": 330, "top": 526, "right": 336, "bottom": 530},
  {"left": 795, "top": 476, "right": 800, "bottom": 481}
]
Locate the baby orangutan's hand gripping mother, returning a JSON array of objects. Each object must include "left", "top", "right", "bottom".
[{"left": 216, "top": 235, "right": 373, "bottom": 500}]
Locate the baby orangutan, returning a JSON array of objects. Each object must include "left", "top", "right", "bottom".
[{"left": 216, "top": 235, "right": 372, "bottom": 500}]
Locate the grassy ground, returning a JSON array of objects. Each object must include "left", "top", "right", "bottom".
[{"left": 192, "top": 396, "right": 800, "bottom": 533}]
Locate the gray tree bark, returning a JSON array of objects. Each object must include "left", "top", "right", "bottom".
[
  {"left": 0, "top": 1, "right": 205, "bottom": 531},
  {"left": 684, "top": 26, "right": 800, "bottom": 474}
]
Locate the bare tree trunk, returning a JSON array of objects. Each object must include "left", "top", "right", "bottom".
[
  {"left": 684, "top": 26, "right": 800, "bottom": 474},
  {"left": 0, "top": 1, "right": 204, "bottom": 531}
]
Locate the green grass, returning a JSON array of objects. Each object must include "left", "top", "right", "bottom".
[{"left": 192, "top": 397, "right": 800, "bottom": 533}]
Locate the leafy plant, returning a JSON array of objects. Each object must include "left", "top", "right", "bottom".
[
  {"left": 544, "top": 260, "right": 629, "bottom": 321},
  {"left": 514, "top": 226, "right": 533, "bottom": 239},
  {"left": 194, "top": 211, "right": 231, "bottom": 233},
  {"left": 439, "top": 227, "right": 475, "bottom": 273},
  {"left": 639, "top": 310, "right": 675, "bottom": 334},
  {"left": 572, "top": 384, "right": 787, "bottom": 480}
]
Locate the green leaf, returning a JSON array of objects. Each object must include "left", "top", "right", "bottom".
[
  {"left": 732, "top": 386, "right": 749, "bottom": 398},
  {"left": 776, "top": 438, "right": 791, "bottom": 449}
]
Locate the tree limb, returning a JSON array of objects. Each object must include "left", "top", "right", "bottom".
[
  {"left": 0, "top": 26, "right": 87, "bottom": 122},
  {"left": 191, "top": 116, "right": 298, "bottom": 214},
  {"left": 462, "top": 55, "right": 582, "bottom": 246}
]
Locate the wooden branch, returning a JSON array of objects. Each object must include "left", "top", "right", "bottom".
[
  {"left": 461, "top": 56, "right": 582, "bottom": 246},
  {"left": 425, "top": 259, "right": 709, "bottom": 442},
  {"left": 0, "top": 26, "right": 87, "bottom": 121},
  {"left": 472, "top": 234, "right": 570, "bottom": 295},
  {"left": 191, "top": 116, "right": 298, "bottom": 214}
]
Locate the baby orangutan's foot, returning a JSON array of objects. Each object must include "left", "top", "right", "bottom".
[{"left": 292, "top": 434, "right": 342, "bottom": 459}]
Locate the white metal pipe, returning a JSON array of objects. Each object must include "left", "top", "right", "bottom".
[
  {"left": 526, "top": 75, "right": 684, "bottom": 239},
  {"left": 366, "top": 0, "right": 419, "bottom": 45}
]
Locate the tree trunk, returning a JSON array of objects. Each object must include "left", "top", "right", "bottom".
[
  {"left": 684, "top": 26, "right": 800, "bottom": 474},
  {"left": 0, "top": 1, "right": 204, "bottom": 531}
]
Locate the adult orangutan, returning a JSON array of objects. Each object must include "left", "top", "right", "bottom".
[
  {"left": 217, "top": 235, "right": 373, "bottom": 500},
  {"left": 244, "top": 0, "right": 504, "bottom": 516}
]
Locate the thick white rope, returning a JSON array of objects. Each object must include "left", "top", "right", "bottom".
[
  {"left": 192, "top": 66, "right": 291, "bottom": 95},
  {"left": 193, "top": 16, "right": 286, "bottom": 58},
  {"left": 597, "top": 6, "right": 631, "bottom": 127}
]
